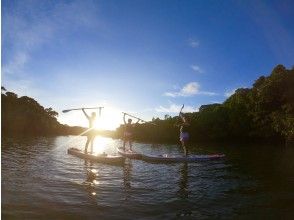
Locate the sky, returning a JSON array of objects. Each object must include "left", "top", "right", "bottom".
[{"left": 2, "top": 0, "right": 294, "bottom": 129}]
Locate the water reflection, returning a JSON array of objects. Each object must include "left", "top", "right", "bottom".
[
  {"left": 123, "top": 160, "right": 132, "bottom": 189},
  {"left": 83, "top": 161, "right": 98, "bottom": 197},
  {"left": 93, "top": 136, "right": 108, "bottom": 154},
  {"left": 123, "top": 159, "right": 132, "bottom": 201},
  {"left": 178, "top": 162, "right": 188, "bottom": 199},
  {"left": 2, "top": 136, "right": 293, "bottom": 219},
  {"left": 176, "top": 162, "right": 193, "bottom": 217}
]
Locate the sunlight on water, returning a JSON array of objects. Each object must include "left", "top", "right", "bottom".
[
  {"left": 90, "top": 169, "right": 97, "bottom": 174},
  {"left": 93, "top": 180, "right": 99, "bottom": 185},
  {"left": 2, "top": 136, "right": 294, "bottom": 219},
  {"left": 93, "top": 137, "right": 107, "bottom": 154},
  {"left": 93, "top": 136, "right": 112, "bottom": 154}
]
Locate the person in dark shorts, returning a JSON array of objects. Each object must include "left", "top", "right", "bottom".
[
  {"left": 123, "top": 113, "right": 140, "bottom": 151},
  {"left": 178, "top": 112, "right": 190, "bottom": 156}
]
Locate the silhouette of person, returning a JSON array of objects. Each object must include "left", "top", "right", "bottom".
[
  {"left": 123, "top": 113, "right": 140, "bottom": 151},
  {"left": 178, "top": 112, "right": 190, "bottom": 156},
  {"left": 82, "top": 108, "right": 96, "bottom": 153}
]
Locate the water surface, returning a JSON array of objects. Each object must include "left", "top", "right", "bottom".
[{"left": 2, "top": 136, "right": 294, "bottom": 219}]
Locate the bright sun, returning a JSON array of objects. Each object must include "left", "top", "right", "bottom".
[
  {"left": 59, "top": 106, "right": 123, "bottom": 131},
  {"left": 94, "top": 108, "right": 122, "bottom": 130}
]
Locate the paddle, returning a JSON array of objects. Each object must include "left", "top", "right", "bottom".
[
  {"left": 175, "top": 104, "right": 184, "bottom": 127},
  {"left": 62, "top": 107, "right": 104, "bottom": 113},
  {"left": 179, "top": 104, "right": 184, "bottom": 116},
  {"left": 122, "top": 112, "right": 156, "bottom": 125}
]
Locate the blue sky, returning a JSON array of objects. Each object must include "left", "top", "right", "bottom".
[{"left": 2, "top": 0, "right": 294, "bottom": 129}]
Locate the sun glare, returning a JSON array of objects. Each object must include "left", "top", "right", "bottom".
[
  {"left": 94, "top": 108, "right": 122, "bottom": 130},
  {"left": 92, "top": 136, "right": 117, "bottom": 154},
  {"left": 92, "top": 136, "right": 108, "bottom": 154},
  {"left": 59, "top": 106, "right": 123, "bottom": 130}
]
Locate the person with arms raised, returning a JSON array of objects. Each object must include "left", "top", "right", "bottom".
[
  {"left": 178, "top": 112, "right": 190, "bottom": 156},
  {"left": 82, "top": 108, "right": 96, "bottom": 154},
  {"left": 123, "top": 113, "right": 140, "bottom": 151}
]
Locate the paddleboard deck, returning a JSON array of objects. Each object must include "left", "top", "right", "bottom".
[
  {"left": 117, "top": 147, "right": 142, "bottom": 159},
  {"left": 141, "top": 153, "right": 225, "bottom": 163},
  {"left": 68, "top": 148, "right": 125, "bottom": 165}
]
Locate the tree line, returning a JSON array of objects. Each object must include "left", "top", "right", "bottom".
[
  {"left": 115, "top": 65, "right": 294, "bottom": 144},
  {"left": 2, "top": 64, "right": 293, "bottom": 144},
  {"left": 1, "top": 87, "right": 85, "bottom": 136}
]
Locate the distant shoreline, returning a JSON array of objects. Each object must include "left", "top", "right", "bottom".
[{"left": 2, "top": 65, "right": 293, "bottom": 146}]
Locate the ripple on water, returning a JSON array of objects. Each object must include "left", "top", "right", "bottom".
[{"left": 2, "top": 136, "right": 294, "bottom": 219}]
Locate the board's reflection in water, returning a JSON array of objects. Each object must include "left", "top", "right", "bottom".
[
  {"left": 123, "top": 159, "right": 132, "bottom": 201},
  {"left": 83, "top": 161, "right": 98, "bottom": 198},
  {"left": 177, "top": 162, "right": 193, "bottom": 217}
]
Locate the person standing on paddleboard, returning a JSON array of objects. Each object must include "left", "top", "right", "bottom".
[
  {"left": 179, "top": 112, "right": 190, "bottom": 156},
  {"left": 123, "top": 113, "right": 140, "bottom": 151},
  {"left": 82, "top": 108, "right": 96, "bottom": 153}
]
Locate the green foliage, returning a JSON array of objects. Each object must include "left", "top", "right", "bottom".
[
  {"left": 117, "top": 65, "right": 293, "bottom": 143},
  {"left": 223, "top": 88, "right": 252, "bottom": 138},
  {"left": 249, "top": 65, "right": 294, "bottom": 140},
  {"left": 2, "top": 65, "right": 293, "bottom": 143},
  {"left": 1, "top": 90, "right": 74, "bottom": 136}
]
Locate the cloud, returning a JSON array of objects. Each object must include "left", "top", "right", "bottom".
[
  {"left": 181, "top": 82, "right": 199, "bottom": 95},
  {"left": 164, "top": 82, "right": 217, "bottom": 97},
  {"left": 2, "top": 5, "right": 54, "bottom": 76},
  {"left": 188, "top": 39, "right": 200, "bottom": 48},
  {"left": 224, "top": 88, "right": 237, "bottom": 97},
  {"left": 2, "top": 78, "right": 41, "bottom": 100},
  {"left": 198, "top": 91, "right": 218, "bottom": 96},
  {"left": 2, "top": 0, "right": 99, "bottom": 76},
  {"left": 190, "top": 65, "right": 203, "bottom": 73},
  {"left": 156, "top": 103, "right": 197, "bottom": 113},
  {"left": 2, "top": 52, "right": 29, "bottom": 75},
  {"left": 164, "top": 82, "right": 199, "bottom": 97}
]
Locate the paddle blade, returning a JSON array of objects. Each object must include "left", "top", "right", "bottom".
[{"left": 62, "top": 110, "right": 70, "bottom": 113}]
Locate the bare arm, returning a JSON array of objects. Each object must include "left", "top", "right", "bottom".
[
  {"left": 82, "top": 108, "right": 90, "bottom": 120},
  {"left": 179, "top": 112, "right": 183, "bottom": 118},
  {"left": 123, "top": 113, "right": 127, "bottom": 124},
  {"left": 180, "top": 113, "right": 190, "bottom": 125},
  {"left": 130, "top": 119, "right": 141, "bottom": 128}
]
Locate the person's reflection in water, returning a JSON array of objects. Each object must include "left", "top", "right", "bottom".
[
  {"left": 176, "top": 162, "right": 193, "bottom": 217},
  {"left": 178, "top": 162, "right": 188, "bottom": 199},
  {"left": 150, "top": 143, "right": 160, "bottom": 148},
  {"left": 123, "top": 159, "right": 132, "bottom": 201},
  {"left": 83, "top": 161, "right": 98, "bottom": 197}
]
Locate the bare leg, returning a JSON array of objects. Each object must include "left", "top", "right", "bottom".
[
  {"left": 129, "top": 140, "right": 133, "bottom": 151},
  {"left": 85, "top": 137, "right": 90, "bottom": 153},
  {"left": 181, "top": 140, "right": 188, "bottom": 156},
  {"left": 183, "top": 145, "right": 187, "bottom": 156},
  {"left": 90, "top": 136, "right": 95, "bottom": 154},
  {"left": 184, "top": 142, "right": 188, "bottom": 156},
  {"left": 123, "top": 139, "right": 126, "bottom": 151}
]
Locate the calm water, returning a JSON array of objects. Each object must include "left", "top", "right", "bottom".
[{"left": 2, "top": 136, "right": 294, "bottom": 219}]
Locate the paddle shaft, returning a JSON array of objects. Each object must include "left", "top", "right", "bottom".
[
  {"left": 178, "top": 104, "right": 184, "bottom": 117},
  {"left": 175, "top": 104, "right": 185, "bottom": 126},
  {"left": 122, "top": 112, "right": 156, "bottom": 125},
  {"left": 62, "top": 107, "right": 104, "bottom": 113}
]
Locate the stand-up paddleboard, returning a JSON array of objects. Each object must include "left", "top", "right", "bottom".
[
  {"left": 68, "top": 148, "right": 125, "bottom": 165},
  {"left": 117, "top": 147, "right": 142, "bottom": 159},
  {"left": 141, "top": 153, "right": 225, "bottom": 163}
]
